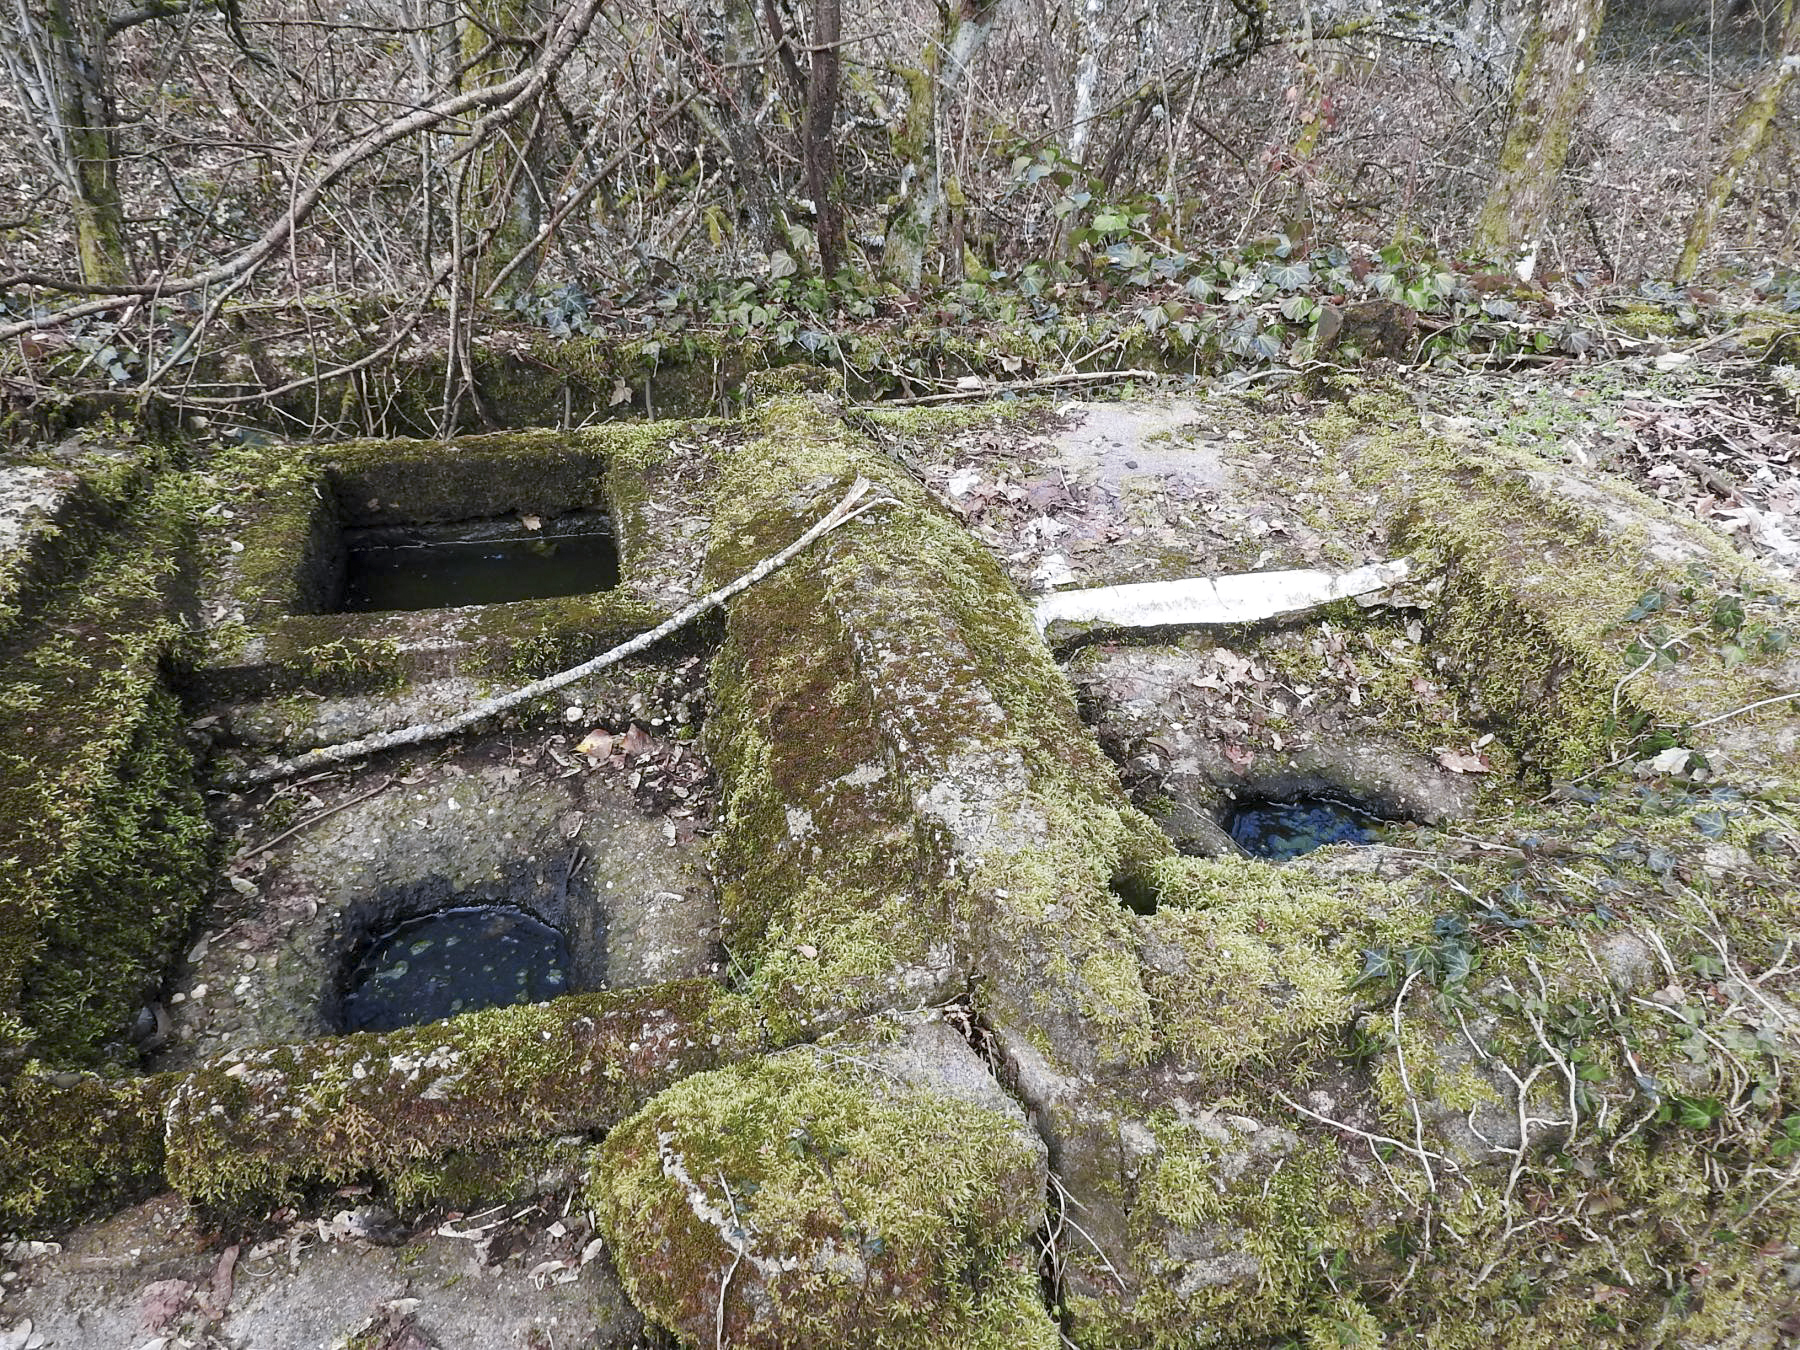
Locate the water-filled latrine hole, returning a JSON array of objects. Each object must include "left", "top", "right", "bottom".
[
  {"left": 337, "top": 904, "right": 572, "bottom": 1033},
  {"left": 322, "top": 855, "right": 605, "bottom": 1035},
  {"left": 1111, "top": 868, "right": 1162, "bottom": 916},
  {"left": 1224, "top": 796, "right": 1385, "bottom": 861},
  {"left": 337, "top": 510, "right": 619, "bottom": 613}
]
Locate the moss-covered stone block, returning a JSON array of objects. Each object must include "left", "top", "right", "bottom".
[
  {"left": 0, "top": 1069, "right": 172, "bottom": 1230},
  {"left": 164, "top": 980, "right": 759, "bottom": 1207},
  {"left": 192, "top": 424, "right": 714, "bottom": 705},
  {"left": 0, "top": 481, "right": 211, "bottom": 1068},
  {"left": 701, "top": 395, "right": 1166, "bottom": 1061},
  {"left": 1326, "top": 390, "right": 1800, "bottom": 779},
  {"left": 590, "top": 1019, "right": 1056, "bottom": 1350},
  {"left": 0, "top": 440, "right": 157, "bottom": 642}
]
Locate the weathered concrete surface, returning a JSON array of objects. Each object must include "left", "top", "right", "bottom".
[
  {"left": 7, "top": 381, "right": 1800, "bottom": 1349},
  {"left": 1070, "top": 639, "right": 1483, "bottom": 840},
  {"left": 1, "top": 1191, "right": 654, "bottom": 1349},
  {"left": 158, "top": 738, "right": 719, "bottom": 1068}
]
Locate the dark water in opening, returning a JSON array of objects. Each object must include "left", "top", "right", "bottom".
[
  {"left": 1112, "top": 872, "right": 1161, "bottom": 916},
  {"left": 338, "top": 512, "right": 619, "bottom": 612},
  {"left": 339, "top": 904, "right": 571, "bottom": 1032},
  {"left": 1225, "top": 798, "right": 1384, "bottom": 861}
]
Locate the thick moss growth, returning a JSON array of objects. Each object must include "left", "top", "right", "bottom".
[
  {"left": 1077, "top": 777, "right": 1800, "bottom": 1348},
  {"left": 702, "top": 394, "right": 1167, "bottom": 1056},
  {"left": 1141, "top": 853, "right": 1431, "bottom": 1072},
  {"left": 0, "top": 481, "right": 211, "bottom": 1066},
  {"left": 165, "top": 979, "right": 760, "bottom": 1207},
  {"left": 0, "top": 1069, "right": 171, "bottom": 1230},
  {"left": 17, "top": 686, "right": 213, "bottom": 1064},
  {"left": 591, "top": 1049, "right": 1057, "bottom": 1350},
  {"left": 1324, "top": 389, "right": 1800, "bottom": 776},
  {"left": 0, "top": 444, "right": 157, "bottom": 643}
]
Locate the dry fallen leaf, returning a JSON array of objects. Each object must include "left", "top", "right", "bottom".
[
  {"left": 575, "top": 729, "right": 614, "bottom": 759},
  {"left": 138, "top": 1280, "right": 194, "bottom": 1333},
  {"left": 1437, "top": 747, "right": 1491, "bottom": 774},
  {"left": 620, "top": 724, "right": 657, "bottom": 757}
]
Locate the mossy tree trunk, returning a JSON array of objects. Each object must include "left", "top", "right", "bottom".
[
  {"left": 691, "top": 0, "right": 783, "bottom": 255},
  {"left": 462, "top": 0, "right": 549, "bottom": 307},
  {"left": 1472, "top": 0, "right": 1606, "bottom": 281},
  {"left": 1672, "top": 0, "right": 1799, "bottom": 285},
  {"left": 0, "top": 0, "right": 132, "bottom": 285},
  {"left": 879, "top": 0, "right": 1000, "bottom": 289}
]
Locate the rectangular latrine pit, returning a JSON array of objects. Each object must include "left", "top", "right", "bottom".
[
  {"left": 335, "top": 511, "right": 621, "bottom": 614},
  {"left": 192, "top": 429, "right": 680, "bottom": 706}
]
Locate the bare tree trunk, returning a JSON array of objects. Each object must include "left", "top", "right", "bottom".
[
  {"left": 1673, "top": 0, "right": 1799, "bottom": 285},
  {"left": 803, "top": 0, "right": 844, "bottom": 277},
  {"left": 695, "top": 0, "right": 782, "bottom": 254},
  {"left": 463, "top": 0, "right": 550, "bottom": 306},
  {"left": 0, "top": 0, "right": 131, "bottom": 284},
  {"left": 1068, "top": 0, "right": 1106, "bottom": 162},
  {"left": 880, "top": 0, "right": 1000, "bottom": 288},
  {"left": 1472, "top": 0, "right": 1606, "bottom": 281}
]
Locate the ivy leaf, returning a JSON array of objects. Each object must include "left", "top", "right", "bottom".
[
  {"left": 1280, "top": 294, "right": 1316, "bottom": 322},
  {"left": 1439, "top": 942, "right": 1475, "bottom": 987},
  {"left": 1354, "top": 947, "right": 1393, "bottom": 986},
  {"left": 1268, "top": 260, "right": 1312, "bottom": 291}
]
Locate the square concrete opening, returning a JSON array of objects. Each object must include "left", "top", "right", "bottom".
[{"left": 336, "top": 512, "right": 620, "bottom": 613}]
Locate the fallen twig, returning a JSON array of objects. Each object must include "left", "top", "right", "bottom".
[
  {"left": 238, "top": 774, "right": 400, "bottom": 859},
  {"left": 873, "top": 368, "right": 1164, "bottom": 406},
  {"left": 233, "top": 476, "right": 894, "bottom": 785}
]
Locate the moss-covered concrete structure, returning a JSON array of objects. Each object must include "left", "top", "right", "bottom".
[{"left": 3, "top": 375, "right": 1799, "bottom": 1346}]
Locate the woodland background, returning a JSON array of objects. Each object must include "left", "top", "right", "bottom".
[{"left": 0, "top": 0, "right": 1796, "bottom": 434}]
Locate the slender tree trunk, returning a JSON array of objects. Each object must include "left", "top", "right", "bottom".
[
  {"left": 0, "top": 0, "right": 131, "bottom": 284},
  {"left": 696, "top": 0, "right": 782, "bottom": 254},
  {"left": 1068, "top": 0, "right": 1106, "bottom": 163},
  {"left": 802, "top": 0, "right": 844, "bottom": 277},
  {"left": 1673, "top": 0, "right": 1799, "bottom": 285},
  {"left": 463, "top": 0, "right": 549, "bottom": 306},
  {"left": 880, "top": 0, "right": 1000, "bottom": 288},
  {"left": 1472, "top": 0, "right": 1606, "bottom": 281}
]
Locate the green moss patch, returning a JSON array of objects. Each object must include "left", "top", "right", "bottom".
[
  {"left": 1322, "top": 389, "right": 1800, "bottom": 777},
  {"left": 165, "top": 979, "right": 759, "bottom": 1207},
  {"left": 591, "top": 1048, "right": 1057, "bottom": 1350},
  {"left": 1142, "top": 853, "right": 1429, "bottom": 1073},
  {"left": 0, "top": 480, "right": 211, "bottom": 1067},
  {"left": 1086, "top": 773, "right": 1800, "bottom": 1348},
  {"left": 0, "top": 1069, "right": 172, "bottom": 1230}
]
